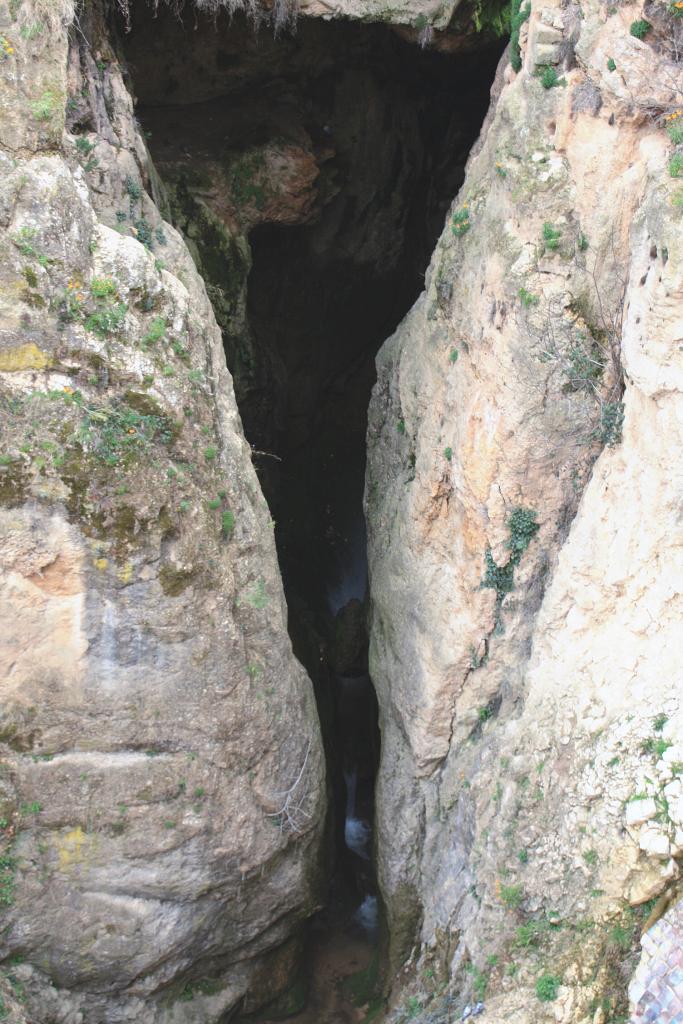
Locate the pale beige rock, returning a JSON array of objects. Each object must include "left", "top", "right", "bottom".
[
  {"left": 626, "top": 798, "right": 658, "bottom": 827},
  {"left": 0, "top": 3, "right": 325, "bottom": 1021},
  {"left": 639, "top": 827, "right": 671, "bottom": 860},
  {"left": 366, "top": 0, "right": 683, "bottom": 1015}
]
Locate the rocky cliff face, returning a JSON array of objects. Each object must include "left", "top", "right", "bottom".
[
  {"left": 366, "top": 0, "right": 683, "bottom": 1019},
  {"left": 0, "top": 3, "right": 325, "bottom": 1021},
  {"left": 0, "top": 0, "right": 681, "bottom": 1022}
]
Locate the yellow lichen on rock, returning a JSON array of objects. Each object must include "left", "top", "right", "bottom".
[{"left": 0, "top": 342, "right": 51, "bottom": 371}]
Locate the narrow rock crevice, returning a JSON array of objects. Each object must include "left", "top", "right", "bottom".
[{"left": 117, "top": 5, "right": 503, "bottom": 1013}]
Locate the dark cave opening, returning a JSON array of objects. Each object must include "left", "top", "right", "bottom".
[{"left": 119, "top": 4, "right": 503, "bottom": 1011}]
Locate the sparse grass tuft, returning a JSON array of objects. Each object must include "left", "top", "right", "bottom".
[
  {"left": 500, "top": 883, "right": 523, "bottom": 908},
  {"left": 629, "top": 18, "right": 652, "bottom": 38},
  {"left": 536, "top": 974, "right": 561, "bottom": 1001}
]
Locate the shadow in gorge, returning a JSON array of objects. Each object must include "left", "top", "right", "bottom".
[{"left": 120, "top": 6, "right": 504, "bottom": 1017}]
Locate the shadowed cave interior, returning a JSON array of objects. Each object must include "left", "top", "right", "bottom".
[{"left": 117, "top": 5, "right": 503, "bottom": 1015}]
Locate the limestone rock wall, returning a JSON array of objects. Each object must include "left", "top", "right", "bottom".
[
  {"left": 366, "top": 0, "right": 683, "bottom": 1018},
  {"left": 0, "top": 2, "right": 325, "bottom": 1021}
]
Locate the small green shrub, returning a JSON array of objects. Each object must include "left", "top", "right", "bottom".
[
  {"left": 536, "top": 974, "right": 561, "bottom": 1001},
  {"left": 204, "top": 446, "right": 217, "bottom": 461},
  {"left": 20, "top": 801, "right": 41, "bottom": 815},
  {"left": 667, "top": 121, "right": 683, "bottom": 145},
  {"left": 518, "top": 848, "right": 528, "bottom": 863},
  {"left": 125, "top": 176, "right": 142, "bottom": 203},
  {"left": 75, "top": 136, "right": 96, "bottom": 156},
  {"left": 542, "top": 221, "right": 562, "bottom": 251},
  {"left": 221, "top": 510, "right": 235, "bottom": 537},
  {"left": 609, "top": 923, "right": 632, "bottom": 949},
  {"left": 79, "top": 402, "right": 175, "bottom": 466},
  {"left": 578, "top": 233, "right": 589, "bottom": 251},
  {"left": 464, "top": 963, "right": 489, "bottom": 1000},
  {"left": 669, "top": 153, "right": 683, "bottom": 177},
  {"left": 452, "top": 206, "right": 471, "bottom": 236},
  {"left": 472, "top": 968, "right": 488, "bottom": 1000},
  {"left": 90, "top": 277, "right": 116, "bottom": 299},
  {"left": 0, "top": 851, "right": 16, "bottom": 906},
  {"left": 449, "top": 347, "right": 459, "bottom": 363},
  {"left": 519, "top": 286, "right": 539, "bottom": 307},
  {"left": 142, "top": 317, "right": 166, "bottom": 348},
  {"left": 539, "top": 65, "right": 560, "bottom": 89},
  {"left": 607, "top": 57, "right": 616, "bottom": 71},
  {"left": 629, "top": 18, "right": 652, "bottom": 38},
  {"left": 31, "top": 90, "right": 59, "bottom": 122},
  {"left": 509, "top": 0, "right": 530, "bottom": 71},
  {"left": 405, "top": 996, "right": 421, "bottom": 1019},
  {"left": 171, "top": 340, "right": 190, "bottom": 362},
  {"left": 482, "top": 548, "right": 515, "bottom": 602},
  {"left": 653, "top": 713, "right": 669, "bottom": 732},
  {"left": 134, "top": 217, "right": 153, "bottom": 249},
  {"left": 482, "top": 507, "right": 539, "bottom": 621},
  {"left": 85, "top": 303, "right": 127, "bottom": 337},
  {"left": 583, "top": 848, "right": 598, "bottom": 866},
  {"left": 500, "top": 883, "right": 523, "bottom": 908},
  {"left": 641, "top": 736, "right": 672, "bottom": 758},
  {"left": 13, "top": 226, "right": 40, "bottom": 259},
  {"left": 507, "top": 506, "right": 539, "bottom": 559},
  {"left": 207, "top": 497, "right": 222, "bottom": 510},
  {"left": 599, "top": 400, "right": 624, "bottom": 447},
  {"left": 444, "top": 446, "right": 453, "bottom": 461},
  {"left": 20, "top": 21, "right": 44, "bottom": 39}
]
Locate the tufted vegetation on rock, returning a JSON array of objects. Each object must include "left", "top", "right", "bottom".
[
  {"left": 509, "top": 0, "right": 530, "bottom": 71},
  {"left": 482, "top": 506, "right": 539, "bottom": 619}
]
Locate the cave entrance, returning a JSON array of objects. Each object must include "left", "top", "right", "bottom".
[{"left": 119, "top": 3, "right": 502, "bottom": 1014}]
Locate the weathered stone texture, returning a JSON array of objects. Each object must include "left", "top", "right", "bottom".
[
  {"left": 0, "top": 3, "right": 324, "bottom": 1021},
  {"left": 366, "top": 0, "right": 683, "bottom": 1018}
]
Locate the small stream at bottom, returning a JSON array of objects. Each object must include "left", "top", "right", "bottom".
[
  {"left": 262, "top": 784, "right": 380, "bottom": 1024},
  {"left": 274, "top": 590, "right": 382, "bottom": 1022}
]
